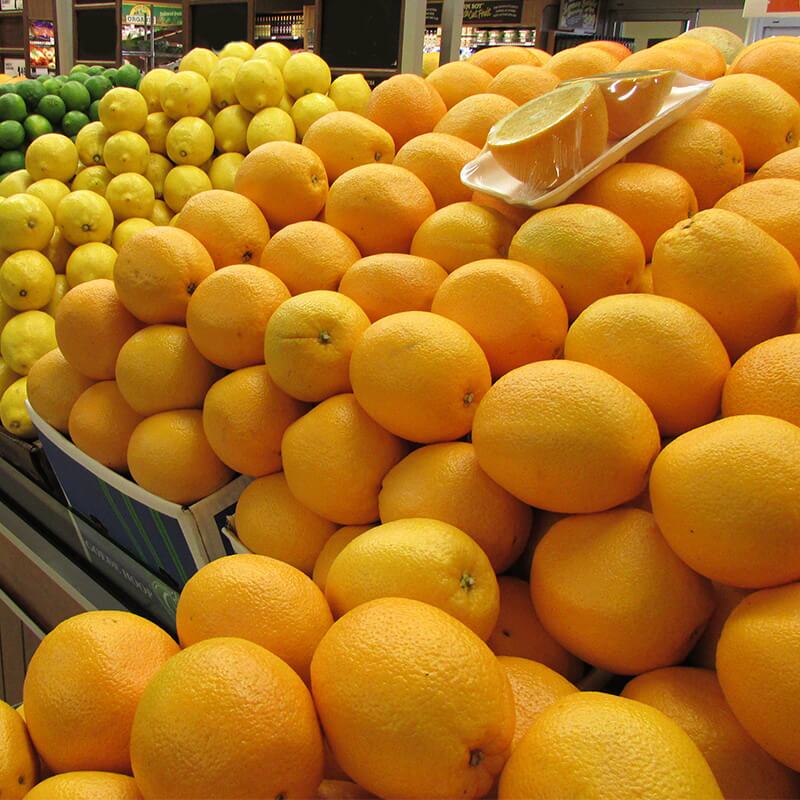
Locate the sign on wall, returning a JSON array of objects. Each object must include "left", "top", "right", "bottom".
[{"left": 426, "top": 0, "right": 523, "bottom": 27}]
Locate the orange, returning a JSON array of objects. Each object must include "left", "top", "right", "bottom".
[
  {"left": 717, "top": 583, "right": 800, "bottom": 771},
  {"left": 433, "top": 93, "right": 518, "bottom": 148},
  {"left": 282, "top": 393, "right": 409, "bottom": 524},
  {"left": 410, "top": 202, "right": 517, "bottom": 274},
  {"left": 616, "top": 38, "right": 725, "bottom": 80},
  {"left": 316, "top": 779, "right": 375, "bottom": 800},
  {"left": 176, "top": 554, "right": 332, "bottom": 683},
  {"left": 131, "top": 638, "right": 324, "bottom": 799},
  {"left": 650, "top": 414, "right": 800, "bottom": 588},
  {"left": 425, "top": 61, "right": 493, "bottom": 109},
  {"left": 365, "top": 74, "right": 447, "bottom": 148},
  {"left": 488, "top": 577, "right": 583, "bottom": 682},
  {"left": 23, "top": 773, "right": 143, "bottom": 800},
  {"left": 681, "top": 27, "right": 744, "bottom": 64},
  {"left": 629, "top": 118, "right": 745, "bottom": 210},
  {"left": 470, "top": 46, "right": 549, "bottom": 75},
  {"left": 393, "top": 133, "right": 480, "bottom": 209},
  {"left": 350, "top": 311, "right": 491, "bottom": 443},
  {"left": 338, "top": 253, "right": 448, "bottom": 321},
  {"left": 325, "top": 164, "right": 435, "bottom": 256},
  {"left": 54, "top": 279, "right": 142, "bottom": 380},
  {"left": 325, "top": 518, "right": 499, "bottom": 639},
  {"left": 564, "top": 293, "right": 730, "bottom": 436},
  {"left": 715, "top": 177, "right": 800, "bottom": 264},
  {"left": 379, "top": 442, "right": 532, "bottom": 573},
  {"left": 623, "top": 666, "right": 800, "bottom": 799},
  {"left": 730, "top": 37, "right": 800, "bottom": 103},
  {"left": 473, "top": 360, "right": 660, "bottom": 513},
  {"left": 27, "top": 348, "right": 94, "bottom": 433},
  {"left": 690, "top": 582, "right": 750, "bottom": 670},
  {"left": 488, "top": 65, "right": 560, "bottom": 106},
  {"left": 68, "top": 381, "right": 144, "bottom": 471},
  {"left": 302, "top": 111, "right": 395, "bottom": 183},
  {"left": 0, "top": 699, "right": 38, "bottom": 799},
  {"left": 23, "top": 610, "right": 178, "bottom": 774},
  {"left": 234, "top": 473, "right": 337, "bottom": 573},
  {"left": 572, "top": 162, "right": 698, "bottom": 260},
  {"left": 498, "top": 692, "right": 723, "bottom": 800},
  {"left": 260, "top": 221, "right": 361, "bottom": 294},
  {"left": 509, "top": 204, "right": 645, "bottom": 319},
  {"left": 531, "top": 508, "right": 713, "bottom": 674},
  {"left": 578, "top": 40, "right": 632, "bottom": 60},
  {"left": 651, "top": 208, "right": 799, "bottom": 359},
  {"left": 202, "top": 365, "right": 307, "bottom": 476},
  {"left": 691, "top": 74, "right": 800, "bottom": 170},
  {"left": 234, "top": 141, "right": 328, "bottom": 230},
  {"left": 544, "top": 46, "right": 620, "bottom": 80},
  {"left": 754, "top": 146, "right": 800, "bottom": 181},
  {"left": 264, "top": 291, "right": 370, "bottom": 402},
  {"left": 311, "top": 597, "right": 515, "bottom": 799},
  {"left": 114, "top": 227, "right": 215, "bottom": 324},
  {"left": 174, "top": 189, "right": 270, "bottom": 268},
  {"left": 186, "top": 264, "right": 289, "bottom": 369},
  {"left": 432, "top": 258, "right": 568, "bottom": 378},
  {"left": 127, "top": 410, "right": 234, "bottom": 504},
  {"left": 498, "top": 656, "right": 577, "bottom": 750},
  {"left": 312, "top": 525, "right": 372, "bottom": 591},
  {"left": 115, "top": 325, "right": 223, "bottom": 415},
  {"left": 722, "top": 333, "right": 800, "bottom": 427}
]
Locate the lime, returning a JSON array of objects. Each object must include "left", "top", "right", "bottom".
[
  {"left": 87, "top": 65, "right": 105, "bottom": 76},
  {"left": 36, "top": 74, "right": 50, "bottom": 84},
  {"left": 23, "top": 115, "right": 53, "bottom": 141},
  {"left": 85, "top": 75, "right": 112, "bottom": 101},
  {"left": 116, "top": 63, "right": 141, "bottom": 88},
  {"left": 88, "top": 99, "right": 101, "bottom": 121},
  {"left": 0, "top": 93, "right": 27, "bottom": 122},
  {"left": 0, "top": 85, "right": 17, "bottom": 97},
  {"left": 59, "top": 81, "right": 91, "bottom": 111},
  {"left": 42, "top": 77, "right": 61, "bottom": 95},
  {"left": 16, "top": 80, "right": 46, "bottom": 111},
  {"left": 54, "top": 74, "right": 69, "bottom": 83},
  {"left": 0, "top": 120, "right": 25, "bottom": 149},
  {"left": 36, "top": 94, "right": 66, "bottom": 125},
  {"left": 103, "top": 68, "right": 119, "bottom": 85},
  {"left": 66, "top": 71, "right": 89, "bottom": 85},
  {"left": 62, "top": 110, "right": 90, "bottom": 137},
  {"left": 70, "top": 64, "right": 90, "bottom": 74},
  {"left": 0, "top": 150, "right": 25, "bottom": 174}
]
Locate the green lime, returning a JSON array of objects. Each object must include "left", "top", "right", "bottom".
[
  {"left": 88, "top": 99, "right": 101, "bottom": 121},
  {"left": 0, "top": 93, "right": 26, "bottom": 122},
  {"left": 16, "top": 80, "right": 46, "bottom": 111},
  {"left": 85, "top": 75, "right": 112, "bottom": 101},
  {"left": 0, "top": 84, "right": 16, "bottom": 96},
  {"left": 23, "top": 114, "right": 53, "bottom": 141},
  {"left": 55, "top": 74, "right": 69, "bottom": 83},
  {"left": 0, "top": 120, "right": 25, "bottom": 149},
  {"left": 36, "top": 74, "right": 50, "bottom": 83},
  {"left": 62, "top": 110, "right": 90, "bottom": 136},
  {"left": 70, "top": 64, "right": 90, "bottom": 74},
  {"left": 115, "top": 63, "right": 141, "bottom": 88},
  {"left": 42, "top": 77, "right": 61, "bottom": 95},
  {"left": 102, "top": 68, "right": 119, "bottom": 85},
  {"left": 36, "top": 94, "right": 66, "bottom": 124},
  {"left": 66, "top": 71, "right": 89, "bottom": 85},
  {"left": 87, "top": 65, "right": 104, "bottom": 76},
  {"left": 59, "top": 81, "right": 91, "bottom": 112},
  {"left": 0, "top": 150, "right": 24, "bottom": 173}
]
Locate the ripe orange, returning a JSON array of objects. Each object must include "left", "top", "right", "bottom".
[
  {"left": 393, "top": 133, "right": 480, "bottom": 209},
  {"left": 311, "top": 597, "right": 515, "bottom": 799},
  {"left": 325, "top": 164, "right": 435, "bottom": 256},
  {"left": 488, "top": 65, "right": 560, "bottom": 106},
  {"left": 544, "top": 46, "right": 620, "bottom": 80},
  {"left": 316, "top": 779, "right": 375, "bottom": 800},
  {"left": 234, "top": 473, "right": 337, "bottom": 573},
  {"left": 264, "top": 291, "right": 370, "bottom": 402},
  {"left": 233, "top": 141, "right": 328, "bottom": 229},
  {"left": 616, "top": 39, "right": 725, "bottom": 80},
  {"left": 509, "top": 204, "right": 645, "bottom": 319},
  {"left": 131, "top": 638, "right": 324, "bottom": 799},
  {"left": 338, "top": 253, "right": 448, "bottom": 321},
  {"left": 127, "top": 410, "right": 234, "bottom": 504},
  {"left": 681, "top": 27, "right": 744, "bottom": 64},
  {"left": 433, "top": 94, "right": 518, "bottom": 148},
  {"left": 186, "top": 263, "right": 289, "bottom": 369},
  {"left": 432, "top": 258, "right": 568, "bottom": 378},
  {"left": 425, "top": 61, "right": 493, "bottom": 109},
  {"left": 260, "top": 220, "right": 361, "bottom": 294},
  {"left": 473, "top": 360, "right": 660, "bottom": 513},
  {"left": 365, "top": 74, "right": 447, "bottom": 148},
  {"left": 176, "top": 554, "right": 332, "bottom": 683},
  {"left": 23, "top": 773, "right": 143, "bottom": 800},
  {"left": 114, "top": 227, "right": 215, "bottom": 324},
  {"left": 27, "top": 348, "right": 94, "bottom": 433},
  {"left": 350, "top": 311, "right": 491, "bottom": 443},
  {"left": 578, "top": 40, "right": 632, "bottom": 60},
  {"left": 23, "top": 610, "right": 178, "bottom": 774},
  {"left": 0, "top": 699, "right": 38, "bottom": 799},
  {"left": 689, "top": 582, "right": 749, "bottom": 670},
  {"left": 730, "top": 37, "right": 800, "bottom": 103},
  {"left": 282, "top": 393, "right": 409, "bottom": 524},
  {"left": 651, "top": 208, "right": 799, "bottom": 359},
  {"left": 754, "top": 146, "right": 800, "bottom": 180},
  {"left": 410, "top": 202, "right": 517, "bottom": 274},
  {"left": 54, "top": 279, "right": 142, "bottom": 380},
  {"left": 202, "top": 365, "right": 307, "bottom": 476},
  {"left": 470, "top": 46, "right": 549, "bottom": 75},
  {"left": 629, "top": 118, "right": 745, "bottom": 210},
  {"left": 313, "top": 525, "right": 372, "bottom": 591}
]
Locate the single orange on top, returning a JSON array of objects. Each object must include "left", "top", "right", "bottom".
[
  {"left": 488, "top": 65, "right": 560, "bottom": 106},
  {"left": 470, "top": 45, "right": 549, "bottom": 75},
  {"left": 425, "top": 61, "right": 493, "bottom": 109},
  {"left": 434, "top": 93, "right": 518, "bottom": 149},
  {"left": 27, "top": 347, "right": 95, "bottom": 433},
  {"left": 544, "top": 46, "right": 621, "bottom": 81}
]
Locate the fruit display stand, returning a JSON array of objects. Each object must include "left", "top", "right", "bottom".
[{"left": 0, "top": 0, "right": 60, "bottom": 77}]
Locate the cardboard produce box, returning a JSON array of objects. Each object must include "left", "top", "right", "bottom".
[{"left": 0, "top": 427, "right": 61, "bottom": 496}]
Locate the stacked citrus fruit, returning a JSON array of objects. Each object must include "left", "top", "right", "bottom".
[{"left": 3, "top": 29, "right": 800, "bottom": 800}]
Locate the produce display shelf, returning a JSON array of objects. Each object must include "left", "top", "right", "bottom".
[{"left": 0, "top": 10, "right": 24, "bottom": 16}]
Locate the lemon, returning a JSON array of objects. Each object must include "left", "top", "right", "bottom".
[
  {"left": 253, "top": 41, "right": 291, "bottom": 71},
  {"left": 212, "top": 104, "right": 252, "bottom": 153},
  {"left": 246, "top": 107, "right": 295, "bottom": 150},
  {"left": 161, "top": 71, "right": 211, "bottom": 121},
  {"left": 202, "top": 107, "right": 216, "bottom": 125},
  {"left": 24, "top": 134, "right": 79, "bottom": 183},
  {"left": 149, "top": 199, "right": 172, "bottom": 226},
  {"left": 142, "top": 112, "right": 173, "bottom": 156},
  {"left": 291, "top": 92, "right": 337, "bottom": 138},
  {"left": 283, "top": 52, "right": 331, "bottom": 98},
  {"left": 169, "top": 212, "right": 181, "bottom": 227},
  {"left": 234, "top": 59, "right": 284, "bottom": 113},
  {"left": 163, "top": 165, "right": 212, "bottom": 212},
  {"left": 208, "top": 153, "right": 244, "bottom": 191},
  {"left": 144, "top": 153, "right": 172, "bottom": 198},
  {"left": 1, "top": 378, "right": 34, "bottom": 439},
  {"left": 0, "top": 169, "right": 33, "bottom": 198},
  {"left": 103, "top": 130, "right": 150, "bottom": 176},
  {"left": 44, "top": 274, "right": 68, "bottom": 316},
  {"left": 71, "top": 165, "right": 113, "bottom": 195},
  {"left": 138, "top": 67, "right": 172, "bottom": 112},
  {"left": 98, "top": 86, "right": 148, "bottom": 133},
  {"left": 56, "top": 190, "right": 114, "bottom": 245},
  {"left": 423, "top": 51, "right": 440, "bottom": 77},
  {"left": 26, "top": 179, "right": 70, "bottom": 217},
  {"left": 105, "top": 172, "right": 155, "bottom": 221},
  {"left": 0, "top": 250, "right": 56, "bottom": 310},
  {"left": 208, "top": 68, "right": 237, "bottom": 110},
  {"left": 219, "top": 41, "right": 254, "bottom": 60},
  {"left": 112, "top": 217, "right": 155, "bottom": 251},
  {"left": 75, "top": 121, "right": 110, "bottom": 166},
  {"left": 0, "top": 310, "right": 56, "bottom": 375},
  {"left": 329, "top": 74, "right": 372, "bottom": 115},
  {"left": 0, "top": 299, "right": 16, "bottom": 338},
  {"left": 0, "top": 359, "right": 18, "bottom": 398},
  {"left": 0, "top": 194, "right": 54, "bottom": 253},
  {"left": 215, "top": 56, "right": 245, "bottom": 73},
  {"left": 278, "top": 93, "right": 292, "bottom": 114},
  {"left": 165, "top": 116, "right": 215, "bottom": 166},
  {"left": 180, "top": 47, "right": 219, "bottom": 79},
  {"left": 65, "top": 241, "right": 117, "bottom": 286},
  {"left": 44, "top": 228, "right": 73, "bottom": 273}
]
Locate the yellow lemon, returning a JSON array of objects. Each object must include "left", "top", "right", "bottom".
[
  {"left": 219, "top": 40, "right": 254, "bottom": 60},
  {"left": 105, "top": 172, "right": 156, "bottom": 221},
  {"left": 246, "top": 107, "right": 295, "bottom": 149},
  {"left": 0, "top": 377, "right": 34, "bottom": 439},
  {"left": 283, "top": 52, "right": 331, "bottom": 98},
  {"left": 208, "top": 65, "right": 239, "bottom": 109},
  {"left": 208, "top": 153, "right": 244, "bottom": 190},
  {"left": 201, "top": 106, "right": 216, "bottom": 126},
  {"left": 423, "top": 51, "right": 440, "bottom": 77},
  {"left": 212, "top": 104, "right": 252, "bottom": 153},
  {"left": 75, "top": 121, "right": 110, "bottom": 166},
  {"left": 26, "top": 179, "right": 70, "bottom": 217},
  {"left": 103, "top": 131, "right": 150, "bottom": 176},
  {"left": 98, "top": 86, "right": 148, "bottom": 133},
  {"left": 144, "top": 153, "right": 172, "bottom": 198},
  {"left": 0, "top": 359, "right": 18, "bottom": 397},
  {"left": 139, "top": 68, "right": 172, "bottom": 112},
  {"left": 180, "top": 47, "right": 219, "bottom": 79},
  {"left": 0, "top": 169, "right": 33, "bottom": 198},
  {"left": 112, "top": 217, "right": 155, "bottom": 251},
  {"left": 279, "top": 93, "right": 292, "bottom": 113},
  {"left": 165, "top": 116, "right": 215, "bottom": 166},
  {"left": 163, "top": 165, "right": 212, "bottom": 212},
  {"left": 142, "top": 112, "right": 173, "bottom": 155},
  {"left": 0, "top": 250, "right": 55, "bottom": 310},
  {"left": 0, "top": 194, "right": 54, "bottom": 253},
  {"left": 25, "top": 133, "right": 78, "bottom": 183},
  {"left": 44, "top": 274, "right": 68, "bottom": 317},
  {"left": 71, "top": 165, "right": 113, "bottom": 196},
  {"left": 0, "top": 299, "right": 15, "bottom": 337},
  {"left": 161, "top": 71, "right": 211, "bottom": 121},
  {"left": 149, "top": 199, "right": 172, "bottom": 225},
  {"left": 0, "top": 310, "right": 56, "bottom": 375},
  {"left": 234, "top": 59, "right": 284, "bottom": 113},
  {"left": 65, "top": 242, "right": 117, "bottom": 286},
  {"left": 291, "top": 92, "right": 337, "bottom": 138},
  {"left": 254, "top": 41, "right": 291, "bottom": 70},
  {"left": 329, "top": 73, "right": 372, "bottom": 115},
  {"left": 56, "top": 190, "right": 114, "bottom": 245},
  {"left": 44, "top": 228, "right": 72, "bottom": 274}
]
